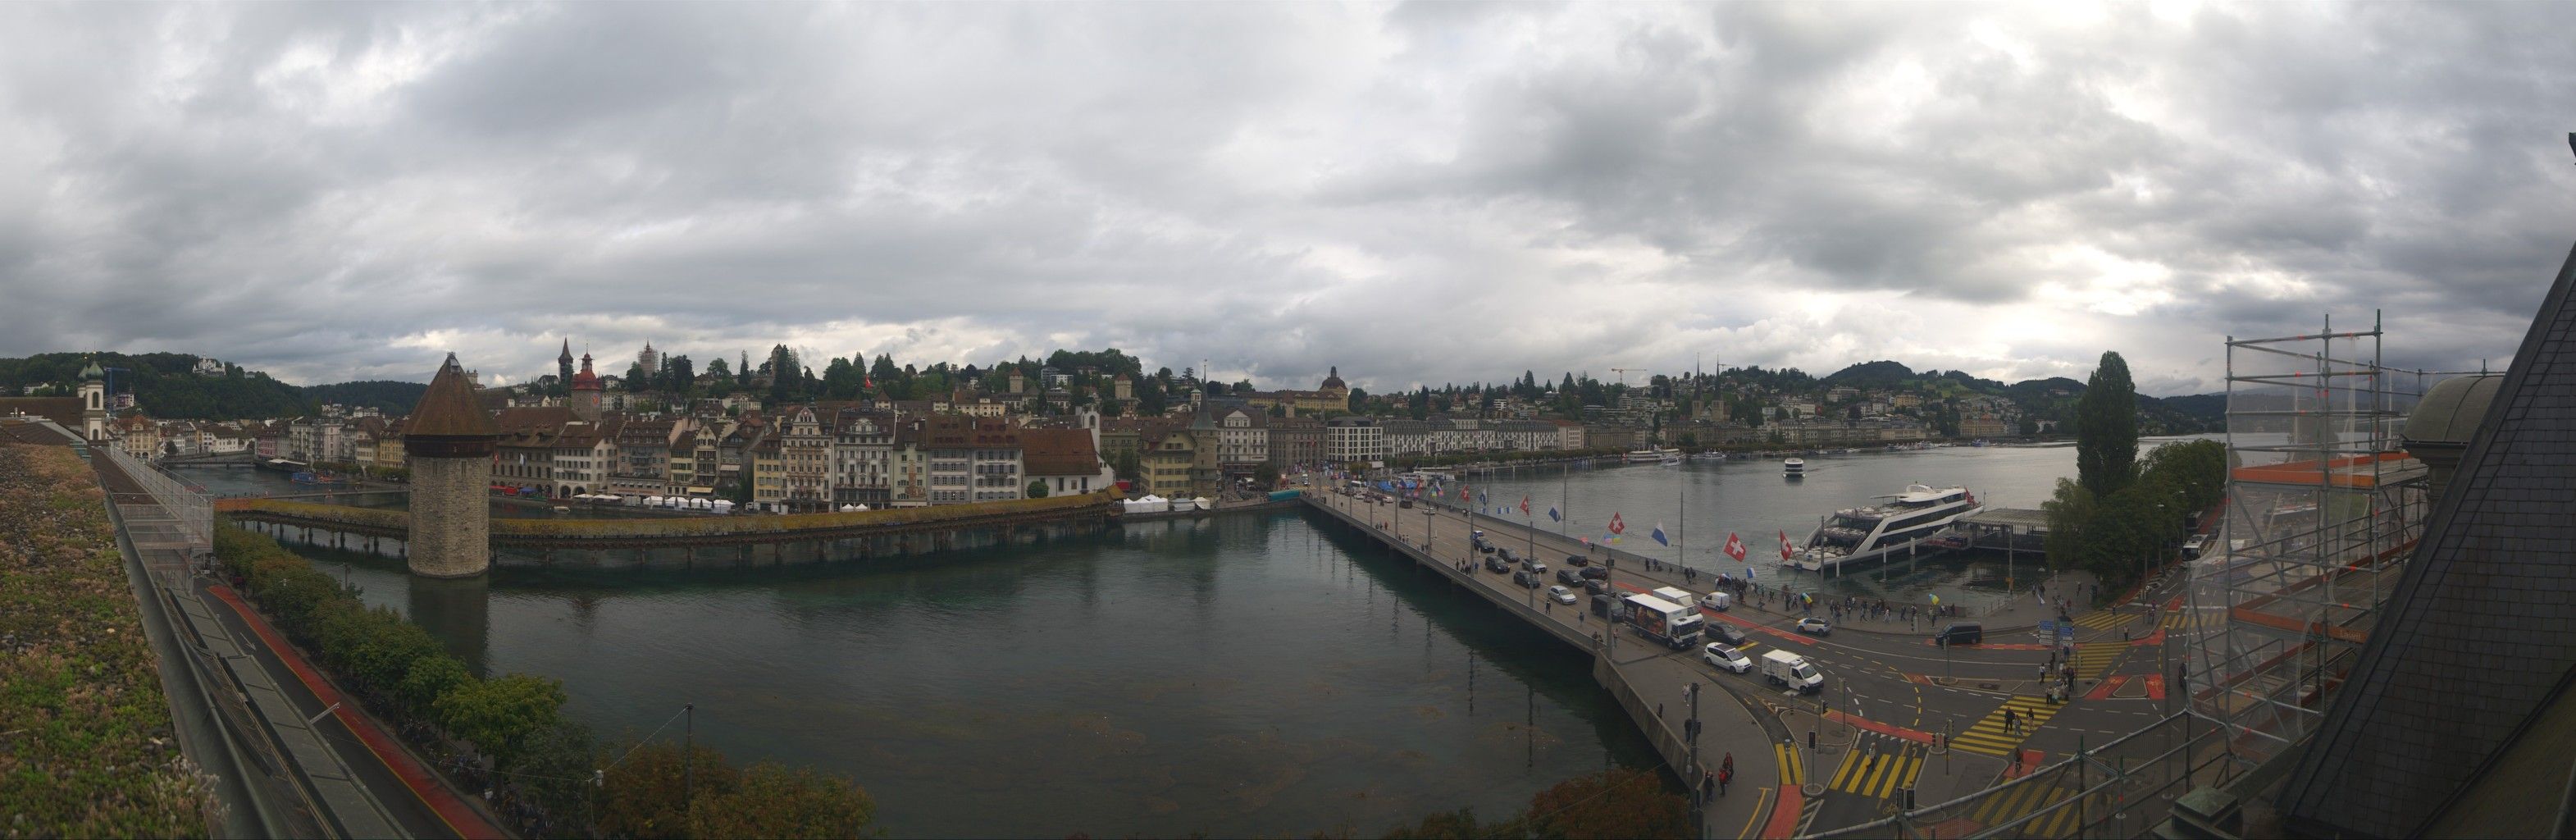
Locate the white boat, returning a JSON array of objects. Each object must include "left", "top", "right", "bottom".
[
  {"left": 1625, "top": 446, "right": 1680, "bottom": 463},
  {"left": 1782, "top": 458, "right": 1806, "bottom": 477},
  {"left": 1790, "top": 484, "right": 1983, "bottom": 573}
]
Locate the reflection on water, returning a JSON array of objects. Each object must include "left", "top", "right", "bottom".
[{"left": 287, "top": 512, "right": 1662, "bottom": 838}]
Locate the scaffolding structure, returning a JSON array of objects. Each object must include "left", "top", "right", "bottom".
[{"left": 2185, "top": 312, "right": 2460, "bottom": 769}]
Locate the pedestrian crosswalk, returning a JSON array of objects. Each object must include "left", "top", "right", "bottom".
[
  {"left": 1950, "top": 696, "right": 2058, "bottom": 756},
  {"left": 2070, "top": 641, "right": 2123, "bottom": 681},
  {"left": 1828, "top": 740, "right": 1924, "bottom": 801},
  {"left": 2069, "top": 610, "right": 2132, "bottom": 631},
  {"left": 2163, "top": 608, "right": 2226, "bottom": 632},
  {"left": 1967, "top": 777, "right": 2096, "bottom": 838},
  {"left": 1775, "top": 742, "right": 1806, "bottom": 786}
]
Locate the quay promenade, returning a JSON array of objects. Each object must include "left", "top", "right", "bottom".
[{"left": 1302, "top": 483, "right": 1803, "bottom": 839}]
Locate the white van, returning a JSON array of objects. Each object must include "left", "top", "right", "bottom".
[
  {"left": 1759, "top": 650, "right": 1825, "bottom": 693},
  {"left": 1653, "top": 586, "right": 1696, "bottom": 606},
  {"left": 1699, "top": 591, "right": 1733, "bottom": 611}
]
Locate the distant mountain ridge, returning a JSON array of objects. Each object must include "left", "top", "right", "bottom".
[
  {"left": 1814, "top": 358, "right": 2223, "bottom": 431},
  {"left": 0, "top": 352, "right": 438, "bottom": 420}
]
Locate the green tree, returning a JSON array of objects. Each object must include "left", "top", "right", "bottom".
[
  {"left": 2076, "top": 351, "right": 2138, "bottom": 497},
  {"left": 1521, "top": 768, "right": 1689, "bottom": 839},
  {"left": 688, "top": 762, "right": 881, "bottom": 839},
  {"left": 434, "top": 673, "right": 568, "bottom": 769},
  {"left": 397, "top": 655, "right": 472, "bottom": 719},
  {"left": 599, "top": 740, "right": 739, "bottom": 839},
  {"left": 2041, "top": 478, "right": 2096, "bottom": 573},
  {"left": 1253, "top": 462, "right": 1280, "bottom": 488},
  {"left": 1384, "top": 807, "right": 1518, "bottom": 839},
  {"left": 705, "top": 357, "right": 731, "bottom": 383},
  {"left": 1025, "top": 480, "right": 1049, "bottom": 499}
]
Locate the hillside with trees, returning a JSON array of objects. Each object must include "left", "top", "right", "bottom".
[
  {"left": 300, "top": 380, "right": 429, "bottom": 415},
  {"left": 0, "top": 352, "right": 311, "bottom": 418}
]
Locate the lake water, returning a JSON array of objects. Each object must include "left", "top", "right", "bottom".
[{"left": 182, "top": 437, "right": 2191, "bottom": 837}]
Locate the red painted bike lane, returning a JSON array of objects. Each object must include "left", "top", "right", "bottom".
[{"left": 206, "top": 585, "right": 508, "bottom": 840}]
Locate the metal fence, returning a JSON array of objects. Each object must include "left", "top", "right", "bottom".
[
  {"left": 98, "top": 443, "right": 214, "bottom": 559},
  {"left": 1807, "top": 711, "right": 2236, "bottom": 839}
]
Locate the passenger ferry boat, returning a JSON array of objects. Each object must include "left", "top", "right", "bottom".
[
  {"left": 1787, "top": 484, "right": 1982, "bottom": 572},
  {"left": 1782, "top": 458, "right": 1806, "bottom": 478},
  {"left": 1624, "top": 447, "right": 1680, "bottom": 463}
]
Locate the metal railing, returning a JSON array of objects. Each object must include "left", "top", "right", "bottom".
[
  {"left": 98, "top": 443, "right": 215, "bottom": 558},
  {"left": 1808, "top": 711, "right": 2234, "bottom": 839}
]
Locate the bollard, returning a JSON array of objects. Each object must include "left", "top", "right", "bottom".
[{"left": 1808, "top": 729, "right": 1817, "bottom": 751}]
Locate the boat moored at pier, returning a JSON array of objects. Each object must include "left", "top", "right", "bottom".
[{"left": 1790, "top": 483, "right": 1981, "bottom": 572}]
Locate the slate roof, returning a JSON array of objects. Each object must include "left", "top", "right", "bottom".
[
  {"left": 2278, "top": 240, "right": 2576, "bottom": 838},
  {"left": 405, "top": 354, "right": 499, "bottom": 438}
]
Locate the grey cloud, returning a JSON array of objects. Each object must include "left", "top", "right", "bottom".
[{"left": 0, "top": 2, "right": 2571, "bottom": 396}]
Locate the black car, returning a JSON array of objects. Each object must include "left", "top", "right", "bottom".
[
  {"left": 1484, "top": 556, "right": 1511, "bottom": 573},
  {"left": 1565, "top": 554, "right": 1590, "bottom": 567},
  {"left": 1707, "top": 623, "right": 1750, "bottom": 646},
  {"left": 1556, "top": 568, "right": 1584, "bottom": 586},
  {"left": 1579, "top": 566, "right": 1610, "bottom": 581},
  {"left": 1479, "top": 544, "right": 1496, "bottom": 554},
  {"left": 1511, "top": 570, "right": 1542, "bottom": 589},
  {"left": 1582, "top": 578, "right": 1609, "bottom": 596}
]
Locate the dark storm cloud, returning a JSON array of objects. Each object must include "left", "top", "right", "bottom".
[{"left": 0, "top": 2, "right": 2569, "bottom": 394}]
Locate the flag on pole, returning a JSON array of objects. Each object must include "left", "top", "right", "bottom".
[
  {"left": 1745, "top": 565, "right": 1756, "bottom": 582},
  {"left": 1519, "top": 495, "right": 1530, "bottom": 516},
  {"left": 1478, "top": 490, "right": 1491, "bottom": 506},
  {"left": 1778, "top": 529, "right": 1794, "bottom": 560},
  {"left": 1548, "top": 506, "right": 1562, "bottom": 523},
  {"left": 1608, "top": 513, "right": 1627, "bottom": 535},
  {"left": 1650, "top": 523, "right": 1670, "bottom": 546},
  {"left": 1723, "top": 532, "right": 1747, "bottom": 561},
  {"left": 1930, "top": 593, "right": 1941, "bottom": 605},
  {"left": 1460, "top": 485, "right": 1471, "bottom": 502}
]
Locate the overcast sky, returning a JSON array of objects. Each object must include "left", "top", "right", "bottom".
[{"left": 1, "top": 2, "right": 2568, "bottom": 395}]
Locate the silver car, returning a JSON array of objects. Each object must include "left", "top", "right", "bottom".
[{"left": 1548, "top": 585, "right": 1578, "bottom": 605}]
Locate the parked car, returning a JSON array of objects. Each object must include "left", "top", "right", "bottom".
[
  {"left": 1565, "top": 555, "right": 1590, "bottom": 567},
  {"left": 1796, "top": 617, "right": 1833, "bottom": 636},
  {"left": 1484, "top": 556, "right": 1511, "bottom": 573},
  {"left": 1556, "top": 568, "right": 1584, "bottom": 586},
  {"left": 1708, "top": 623, "right": 1750, "bottom": 646},
  {"left": 1703, "top": 643, "right": 1754, "bottom": 674},
  {"left": 1511, "top": 570, "right": 1542, "bottom": 589},
  {"left": 1548, "top": 586, "right": 1578, "bottom": 605},
  {"left": 1579, "top": 566, "right": 1610, "bottom": 581}
]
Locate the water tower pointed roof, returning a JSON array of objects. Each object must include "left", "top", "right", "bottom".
[
  {"left": 405, "top": 353, "right": 499, "bottom": 438},
  {"left": 559, "top": 339, "right": 574, "bottom": 363}
]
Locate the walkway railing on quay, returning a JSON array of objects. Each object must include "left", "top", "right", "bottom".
[
  {"left": 1805, "top": 710, "right": 2229, "bottom": 839},
  {"left": 98, "top": 442, "right": 216, "bottom": 564}
]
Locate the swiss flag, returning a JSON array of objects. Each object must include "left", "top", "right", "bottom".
[
  {"left": 1608, "top": 513, "right": 1626, "bottom": 535},
  {"left": 1519, "top": 495, "right": 1530, "bottom": 515},
  {"left": 1723, "top": 532, "right": 1747, "bottom": 561},
  {"left": 1779, "top": 530, "right": 1796, "bottom": 559}
]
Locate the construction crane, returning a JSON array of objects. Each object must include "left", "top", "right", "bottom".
[{"left": 1608, "top": 367, "right": 1644, "bottom": 387}]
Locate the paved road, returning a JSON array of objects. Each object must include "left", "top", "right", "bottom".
[{"left": 1303, "top": 477, "right": 2199, "bottom": 836}]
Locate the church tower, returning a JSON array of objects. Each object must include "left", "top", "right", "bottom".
[
  {"left": 637, "top": 340, "right": 659, "bottom": 380},
  {"left": 570, "top": 353, "right": 603, "bottom": 422},
  {"left": 403, "top": 354, "right": 499, "bottom": 578},
  {"left": 557, "top": 339, "right": 576, "bottom": 390},
  {"left": 77, "top": 357, "right": 107, "bottom": 441}
]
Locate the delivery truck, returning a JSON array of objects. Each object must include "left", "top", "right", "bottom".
[
  {"left": 1621, "top": 593, "right": 1705, "bottom": 650},
  {"left": 1759, "top": 650, "right": 1826, "bottom": 693}
]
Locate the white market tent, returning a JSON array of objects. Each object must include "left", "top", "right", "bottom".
[{"left": 1124, "top": 494, "right": 1169, "bottom": 514}]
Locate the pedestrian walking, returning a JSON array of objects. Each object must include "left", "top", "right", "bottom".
[
  {"left": 1722, "top": 752, "right": 1735, "bottom": 797},
  {"left": 2004, "top": 707, "right": 2018, "bottom": 734}
]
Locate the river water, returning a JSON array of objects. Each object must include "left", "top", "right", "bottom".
[{"left": 175, "top": 439, "right": 2189, "bottom": 836}]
